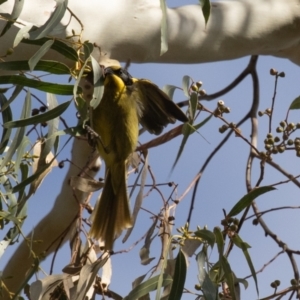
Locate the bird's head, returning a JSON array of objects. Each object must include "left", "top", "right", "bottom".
[{"left": 104, "top": 66, "right": 134, "bottom": 86}]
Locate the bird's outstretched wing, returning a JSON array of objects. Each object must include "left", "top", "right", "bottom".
[{"left": 133, "top": 79, "right": 188, "bottom": 135}]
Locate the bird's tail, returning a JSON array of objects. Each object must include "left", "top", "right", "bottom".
[{"left": 90, "top": 162, "right": 132, "bottom": 250}]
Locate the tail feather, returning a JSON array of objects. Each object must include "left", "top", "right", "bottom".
[{"left": 90, "top": 163, "right": 132, "bottom": 250}]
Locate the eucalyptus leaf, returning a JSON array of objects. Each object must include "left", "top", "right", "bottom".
[
  {"left": 227, "top": 186, "right": 276, "bottom": 217},
  {"left": 22, "top": 38, "right": 78, "bottom": 61},
  {"left": 289, "top": 95, "right": 300, "bottom": 110},
  {"left": 0, "top": 90, "right": 31, "bottom": 170},
  {"left": 4, "top": 100, "right": 72, "bottom": 128},
  {"left": 232, "top": 234, "right": 258, "bottom": 296},
  {"left": 0, "top": 75, "right": 76, "bottom": 95},
  {"left": 199, "top": 0, "right": 211, "bottom": 26},
  {"left": 124, "top": 274, "right": 172, "bottom": 300},
  {"left": 168, "top": 249, "right": 187, "bottom": 300},
  {"left": 163, "top": 84, "right": 177, "bottom": 100},
  {"left": 0, "top": 60, "right": 71, "bottom": 74},
  {"left": 28, "top": 0, "right": 68, "bottom": 40},
  {"left": 28, "top": 40, "right": 55, "bottom": 71},
  {"left": 0, "top": 0, "right": 24, "bottom": 37},
  {"left": 0, "top": 93, "right": 13, "bottom": 154},
  {"left": 160, "top": 0, "right": 168, "bottom": 55}
]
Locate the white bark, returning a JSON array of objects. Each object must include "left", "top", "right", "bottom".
[{"left": 0, "top": 0, "right": 300, "bottom": 65}]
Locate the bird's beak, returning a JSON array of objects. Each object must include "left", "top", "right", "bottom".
[{"left": 104, "top": 67, "right": 114, "bottom": 76}]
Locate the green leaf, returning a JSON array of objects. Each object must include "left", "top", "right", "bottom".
[
  {"left": 89, "top": 56, "right": 105, "bottom": 111},
  {"left": 232, "top": 234, "right": 258, "bottom": 296},
  {"left": 194, "top": 229, "right": 215, "bottom": 248},
  {"left": 172, "top": 114, "right": 211, "bottom": 170},
  {"left": 163, "top": 84, "right": 177, "bottom": 100},
  {"left": 227, "top": 186, "right": 276, "bottom": 217},
  {"left": 21, "top": 38, "right": 78, "bottom": 61},
  {"left": 28, "top": 0, "right": 68, "bottom": 40},
  {"left": 15, "top": 136, "right": 30, "bottom": 173},
  {"left": 75, "top": 256, "right": 109, "bottom": 300},
  {"left": 168, "top": 249, "right": 187, "bottom": 300},
  {"left": 14, "top": 24, "right": 33, "bottom": 48},
  {"left": 123, "top": 274, "right": 172, "bottom": 300},
  {"left": 4, "top": 100, "right": 71, "bottom": 128},
  {"left": 199, "top": 0, "right": 211, "bottom": 26},
  {"left": 196, "top": 248, "right": 206, "bottom": 284},
  {"left": 289, "top": 96, "right": 300, "bottom": 110},
  {"left": 202, "top": 274, "right": 218, "bottom": 300},
  {"left": 182, "top": 75, "right": 192, "bottom": 98},
  {"left": 83, "top": 41, "right": 94, "bottom": 61},
  {"left": 0, "top": 0, "right": 24, "bottom": 37},
  {"left": 11, "top": 161, "right": 51, "bottom": 194},
  {"left": 0, "top": 75, "right": 76, "bottom": 95},
  {"left": 160, "top": 0, "right": 168, "bottom": 55},
  {"left": 0, "top": 93, "right": 13, "bottom": 154},
  {"left": 0, "top": 83, "right": 23, "bottom": 113},
  {"left": 220, "top": 256, "right": 236, "bottom": 300},
  {"left": 213, "top": 227, "right": 224, "bottom": 257},
  {"left": 196, "top": 249, "right": 218, "bottom": 300},
  {"left": 40, "top": 93, "right": 59, "bottom": 161},
  {"left": 18, "top": 163, "right": 29, "bottom": 203},
  {"left": 0, "top": 174, "right": 17, "bottom": 213},
  {"left": 28, "top": 40, "right": 55, "bottom": 71},
  {"left": 0, "top": 90, "right": 31, "bottom": 170},
  {"left": 0, "top": 60, "right": 71, "bottom": 74}
]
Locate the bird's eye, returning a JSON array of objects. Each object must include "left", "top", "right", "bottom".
[{"left": 119, "top": 69, "right": 123, "bottom": 76}]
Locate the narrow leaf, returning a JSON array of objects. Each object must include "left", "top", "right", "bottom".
[
  {"left": 0, "top": 90, "right": 31, "bottom": 170},
  {"left": 123, "top": 152, "right": 148, "bottom": 242},
  {"left": 4, "top": 100, "right": 71, "bottom": 128},
  {"left": 75, "top": 256, "right": 109, "bottom": 300},
  {"left": 220, "top": 256, "right": 236, "bottom": 300},
  {"left": 196, "top": 249, "right": 218, "bottom": 300},
  {"left": 40, "top": 93, "right": 59, "bottom": 160},
  {"left": 139, "top": 219, "right": 157, "bottom": 265},
  {"left": 172, "top": 115, "right": 211, "bottom": 171},
  {"left": 289, "top": 96, "right": 300, "bottom": 110},
  {"left": 194, "top": 229, "right": 215, "bottom": 249},
  {"left": 89, "top": 56, "right": 104, "bottom": 111},
  {"left": 163, "top": 84, "right": 177, "bottom": 100},
  {"left": 228, "top": 186, "right": 276, "bottom": 217},
  {"left": 202, "top": 273, "right": 218, "bottom": 300},
  {"left": 13, "top": 24, "right": 33, "bottom": 47},
  {"left": 29, "top": 0, "right": 68, "bottom": 40},
  {"left": 182, "top": 75, "right": 191, "bottom": 98},
  {"left": 168, "top": 249, "right": 187, "bottom": 300},
  {"left": 0, "top": 75, "right": 75, "bottom": 95},
  {"left": 196, "top": 249, "right": 206, "bottom": 285},
  {"left": 124, "top": 274, "right": 172, "bottom": 300},
  {"left": 0, "top": 0, "right": 24, "bottom": 37},
  {"left": 0, "top": 84, "right": 23, "bottom": 113},
  {"left": 199, "top": 0, "right": 211, "bottom": 26},
  {"left": 15, "top": 136, "right": 30, "bottom": 173},
  {"left": 28, "top": 40, "right": 54, "bottom": 71},
  {"left": 22, "top": 38, "right": 78, "bottom": 61},
  {"left": 0, "top": 60, "right": 70, "bottom": 74},
  {"left": 0, "top": 93, "right": 13, "bottom": 154},
  {"left": 232, "top": 234, "right": 258, "bottom": 296},
  {"left": 83, "top": 41, "right": 94, "bottom": 61},
  {"left": 213, "top": 227, "right": 224, "bottom": 257},
  {"left": 160, "top": 0, "right": 168, "bottom": 55}
]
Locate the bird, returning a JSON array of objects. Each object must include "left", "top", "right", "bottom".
[{"left": 89, "top": 65, "right": 188, "bottom": 250}]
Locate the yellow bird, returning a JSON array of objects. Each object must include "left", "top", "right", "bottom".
[{"left": 89, "top": 66, "right": 188, "bottom": 250}]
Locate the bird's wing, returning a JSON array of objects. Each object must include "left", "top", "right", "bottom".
[{"left": 133, "top": 79, "right": 187, "bottom": 135}]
